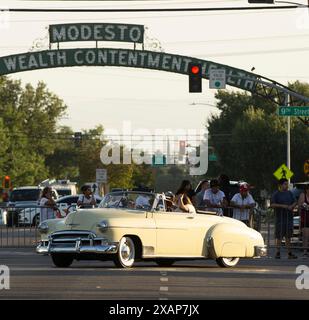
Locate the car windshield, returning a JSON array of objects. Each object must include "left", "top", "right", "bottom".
[
  {"left": 9, "top": 189, "right": 41, "bottom": 202},
  {"left": 99, "top": 192, "right": 155, "bottom": 211}
]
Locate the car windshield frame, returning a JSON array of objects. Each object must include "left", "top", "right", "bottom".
[{"left": 99, "top": 191, "right": 156, "bottom": 212}]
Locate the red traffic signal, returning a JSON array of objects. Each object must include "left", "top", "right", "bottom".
[
  {"left": 191, "top": 65, "right": 200, "bottom": 74},
  {"left": 188, "top": 63, "right": 202, "bottom": 93}
]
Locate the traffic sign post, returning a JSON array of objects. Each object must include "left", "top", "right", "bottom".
[
  {"left": 209, "top": 69, "right": 226, "bottom": 89},
  {"left": 96, "top": 169, "right": 107, "bottom": 184},
  {"left": 273, "top": 164, "right": 294, "bottom": 181},
  {"left": 96, "top": 169, "right": 107, "bottom": 196}
]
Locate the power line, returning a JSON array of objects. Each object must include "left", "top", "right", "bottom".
[{"left": 3, "top": 5, "right": 304, "bottom": 13}]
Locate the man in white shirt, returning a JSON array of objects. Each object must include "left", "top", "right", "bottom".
[
  {"left": 230, "top": 183, "right": 255, "bottom": 226},
  {"left": 135, "top": 194, "right": 151, "bottom": 209},
  {"left": 203, "top": 179, "right": 227, "bottom": 216}
]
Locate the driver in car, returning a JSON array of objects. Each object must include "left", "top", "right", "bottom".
[{"left": 135, "top": 194, "right": 150, "bottom": 209}]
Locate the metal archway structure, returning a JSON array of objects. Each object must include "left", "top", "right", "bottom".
[{"left": 0, "top": 47, "right": 309, "bottom": 124}]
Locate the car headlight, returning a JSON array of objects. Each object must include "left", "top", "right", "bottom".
[
  {"left": 38, "top": 222, "right": 49, "bottom": 233},
  {"left": 97, "top": 220, "right": 108, "bottom": 232}
]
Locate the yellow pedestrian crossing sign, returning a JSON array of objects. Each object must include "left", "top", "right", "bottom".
[{"left": 273, "top": 164, "right": 294, "bottom": 180}]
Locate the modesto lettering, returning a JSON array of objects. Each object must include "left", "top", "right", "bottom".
[{"left": 49, "top": 23, "right": 145, "bottom": 44}]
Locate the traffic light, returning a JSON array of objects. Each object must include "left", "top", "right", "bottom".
[
  {"left": 248, "top": 0, "right": 274, "bottom": 3},
  {"left": 188, "top": 63, "right": 202, "bottom": 93},
  {"left": 2, "top": 176, "right": 11, "bottom": 189},
  {"left": 74, "top": 132, "right": 82, "bottom": 147},
  {"left": 179, "top": 140, "right": 186, "bottom": 156}
]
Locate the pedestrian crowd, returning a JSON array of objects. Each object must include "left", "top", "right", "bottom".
[{"left": 172, "top": 176, "right": 309, "bottom": 259}]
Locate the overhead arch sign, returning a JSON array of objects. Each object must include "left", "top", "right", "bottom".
[
  {"left": 1, "top": 21, "right": 308, "bottom": 110},
  {"left": 49, "top": 23, "right": 145, "bottom": 44},
  {"left": 0, "top": 48, "right": 258, "bottom": 92}
]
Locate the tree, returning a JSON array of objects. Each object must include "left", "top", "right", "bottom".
[
  {"left": 207, "top": 82, "right": 309, "bottom": 192},
  {"left": 0, "top": 76, "right": 67, "bottom": 186}
]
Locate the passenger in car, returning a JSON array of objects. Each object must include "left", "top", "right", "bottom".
[{"left": 174, "top": 180, "right": 196, "bottom": 213}]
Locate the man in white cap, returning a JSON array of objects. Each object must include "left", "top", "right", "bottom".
[{"left": 230, "top": 183, "right": 255, "bottom": 226}]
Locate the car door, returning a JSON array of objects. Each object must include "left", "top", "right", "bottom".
[{"left": 154, "top": 211, "right": 199, "bottom": 256}]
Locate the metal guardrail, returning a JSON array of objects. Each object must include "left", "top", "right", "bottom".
[
  {"left": 0, "top": 204, "right": 308, "bottom": 254},
  {"left": 0, "top": 204, "right": 78, "bottom": 248}
]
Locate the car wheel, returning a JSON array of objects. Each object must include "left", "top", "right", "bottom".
[
  {"left": 113, "top": 236, "right": 136, "bottom": 268},
  {"left": 51, "top": 254, "right": 74, "bottom": 268},
  {"left": 216, "top": 257, "right": 240, "bottom": 268},
  {"left": 155, "top": 259, "right": 175, "bottom": 267},
  {"left": 32, "top": 214, "right": 40, "bottom": 227}
]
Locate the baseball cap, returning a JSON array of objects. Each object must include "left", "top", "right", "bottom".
[{"left": 239, "top": 183, "right": 250, "bottom": 192}]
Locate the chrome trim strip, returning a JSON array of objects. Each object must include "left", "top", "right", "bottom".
[{"left": 36, "top": 241, "right": 118, "bottom": 255}]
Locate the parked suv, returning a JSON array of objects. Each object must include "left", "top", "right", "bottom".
[{"left": 6, "top": 186, "right": 59, "bottom": 227}]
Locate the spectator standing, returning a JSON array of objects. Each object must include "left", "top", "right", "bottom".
[
  {"left": 195, "top": 180, "right": 209, "bottom": 209},
  {"left": 39, "top": 187, "right": 57, "bottom": 222},
  {"left": 218, "top": 174, "right": 232, "bottom": 217},
  {"left": 230, "top": 183, "right": 255, "bottom": 226},
  {"left": 298, "top": 184, "right": 309, "bottom": 258},
  {"left": 203, "top": 179, "right": 227, "bottom": 216},
  {"left": 77, "top": 185, "right": 96, "bottom": 208},
  {"left": 270, "top": 178, "right": 297, "bottom": 259}
]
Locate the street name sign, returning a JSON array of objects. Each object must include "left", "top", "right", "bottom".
[
  {"left": 209, "top": 69, "right": 226, "bottom": 89},
  {"left": 278, "top": 106, "right": 309, "bottom": 117},
  {"left": 273, "top": 164, "right": 294, "bottom": 180}
]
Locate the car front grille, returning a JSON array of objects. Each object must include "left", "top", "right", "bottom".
[{"left": 50, "top": 230, "right": 102, "bottom": 247}]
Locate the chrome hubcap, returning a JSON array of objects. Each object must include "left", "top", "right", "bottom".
[{"left": 120, "top": 238, "right": 134, "bottom": 263}]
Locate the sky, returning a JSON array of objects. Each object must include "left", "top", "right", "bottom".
[{"left": 1, "top": 0, "right": 309, "bottom": 146}]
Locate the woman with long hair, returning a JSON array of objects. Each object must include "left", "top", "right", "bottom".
[
  {"left": 39, "top": 187, "right": 57, "bottom": 222},
  {"left": 174, "top": 180, "right": 196, "bottom": 213}
]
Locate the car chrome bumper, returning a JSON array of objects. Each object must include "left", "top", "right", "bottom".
[
  {"left": 254, "top": 245, "right": 267, "bottom": 257},
  {"left": 36, "top": 238, "right": 118, "bottom": 255}
]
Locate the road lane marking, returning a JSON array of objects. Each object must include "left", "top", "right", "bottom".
[
  {"left": 160, "top": 277, "right": 168, "bottom": 282},
  {"left": 160, "top": 286, "right": 168, "bottom": 292}
]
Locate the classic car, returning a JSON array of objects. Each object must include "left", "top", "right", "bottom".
[{"left": 36, "top": 191, "right": 267, "bottom": 268}]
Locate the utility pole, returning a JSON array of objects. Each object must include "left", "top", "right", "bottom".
[{"left": 285, "top": 93, "right": 291, "bottom": 185}]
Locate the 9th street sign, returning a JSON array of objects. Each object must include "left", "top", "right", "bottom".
[{"left": 278, "top": 106, "right": 309, "bottom": 117}]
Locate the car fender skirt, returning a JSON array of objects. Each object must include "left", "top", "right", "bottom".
[{"left": 206, "top": 223, "right": 264, "bottom": 258}]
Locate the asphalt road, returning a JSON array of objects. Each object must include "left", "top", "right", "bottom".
[{"left": 0, "top": 248, "right": 308, "bottom": 300}]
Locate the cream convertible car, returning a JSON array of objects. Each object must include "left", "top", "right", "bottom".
[{"left": 36, "top": 191, "right": 267, "bottom": 268}]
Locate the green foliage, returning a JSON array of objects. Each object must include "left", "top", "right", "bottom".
[{"left": 207, "top": 82, "right": 309, "bottom": 192}]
